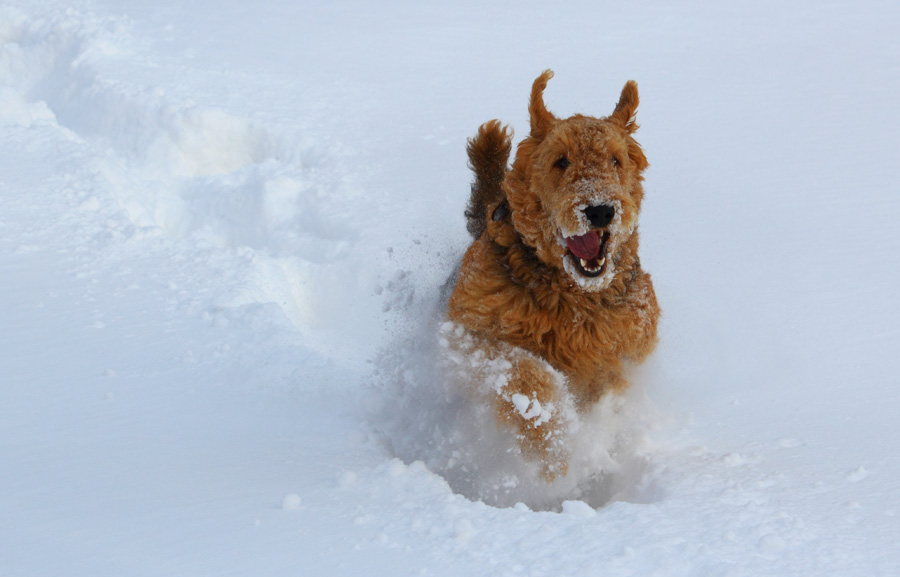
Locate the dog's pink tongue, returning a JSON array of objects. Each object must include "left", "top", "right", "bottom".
[{"left": 565, "top": 232, "right": 600, "bottom": 260}]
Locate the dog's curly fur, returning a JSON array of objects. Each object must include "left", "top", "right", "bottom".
[{"left": 447, "top": 70, "right": 660, "bottom": 478}]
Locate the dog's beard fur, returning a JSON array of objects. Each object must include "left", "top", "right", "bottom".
[
  {"left": 506, "top": 179, "right": 643, "bottom": 293},
  {"left": 555, "top": 183, "right": 639, "bottom": 291}
]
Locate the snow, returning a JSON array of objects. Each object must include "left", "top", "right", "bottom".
[
  {"left": 2, "top": 0, "right": 900, "bottom": 575},
  {"left": 281, "top": 494, "right": 302, "bottom": 511}
]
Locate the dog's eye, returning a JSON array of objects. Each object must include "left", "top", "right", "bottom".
[
  {"left": 554, "top": 157, "right": 570, "bottom": 170},
  {"left": 611, "top": 156, "right": 621, "bottom": 168}
]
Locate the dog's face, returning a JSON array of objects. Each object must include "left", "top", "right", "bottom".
[{"left": 505, "top": 71, "right": 649, "bottom": 292}]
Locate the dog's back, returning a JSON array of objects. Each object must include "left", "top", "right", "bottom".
[{"left": 464, "top": 120, "right": 512, "bottom": 239}]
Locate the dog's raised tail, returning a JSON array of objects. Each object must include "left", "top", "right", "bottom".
[{"left": 464, "top": 120, "right": 512, "bottom": 239}]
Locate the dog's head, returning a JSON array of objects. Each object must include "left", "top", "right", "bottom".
[{"left": 503, "top": 70, "right": 649, "bottom": 292}]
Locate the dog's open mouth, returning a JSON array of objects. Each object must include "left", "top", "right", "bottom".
[{"left": 565, "top": 231, "right": 610, "bottom": 277}]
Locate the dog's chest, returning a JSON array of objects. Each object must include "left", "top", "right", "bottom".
[
  {"left": 453, "top": 262, "right": 616, "bottom": 364},
  {"left": 448, "top": 236, "right": 658, "bottom": 379},
  {"left": 508, "top": 288, "right": 628, "bottom": 368}
]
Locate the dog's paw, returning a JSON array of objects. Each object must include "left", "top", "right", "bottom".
[{"left": 499, "top": 389, "right": 570, "bottom": 482}]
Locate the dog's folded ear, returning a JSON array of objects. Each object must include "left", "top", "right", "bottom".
[
  {"left": 611, "top": 80, "right": 640, "bottom": 134},
  {"left": 529, "top": 69, "right": 557, "bottom": 139}
]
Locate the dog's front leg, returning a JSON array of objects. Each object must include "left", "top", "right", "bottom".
[
  {"left": 494, "top": 354, "right": 572, "bottom": 481},
  {"left": 440, "top": 323, "right": 573, "bottom": 481}
]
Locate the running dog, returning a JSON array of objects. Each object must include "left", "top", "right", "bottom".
[{"left": 445, "top": 70, "right": 660, "bottom": 479}]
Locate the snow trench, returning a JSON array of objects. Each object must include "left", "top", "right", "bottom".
[{"left": 0, "top": 7, "right": 364, "bottom": 342}]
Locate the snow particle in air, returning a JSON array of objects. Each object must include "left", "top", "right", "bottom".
[
  {"left": 281, "top": 493, "right": 302, "bottom": 510},
  {"left": 846, "top": 466, "right": 869, "bottom": 483}
]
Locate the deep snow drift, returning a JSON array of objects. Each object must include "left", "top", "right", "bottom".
[{"left": 2, "top": 1, "right": 900, "bottom": 576}]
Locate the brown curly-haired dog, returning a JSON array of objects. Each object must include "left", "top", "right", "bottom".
[{"left": 446, "top": 70, "right": 660, "bottom": 479}]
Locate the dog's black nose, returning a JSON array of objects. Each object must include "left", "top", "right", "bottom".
[{"left": 583, "top": 204, "right": 615, "bottom": 228}]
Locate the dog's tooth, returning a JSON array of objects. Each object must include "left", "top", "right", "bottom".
[{"left": 576, "top": 256, "right": 606, "bottom": 273}]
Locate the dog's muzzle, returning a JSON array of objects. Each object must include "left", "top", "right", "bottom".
[{"left": 563, "top": 204, "right": 615, "bottom": 277}]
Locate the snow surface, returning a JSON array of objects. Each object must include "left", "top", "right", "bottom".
[{"left": 2, "top": 1, "right": 900, "bottom": 575}]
